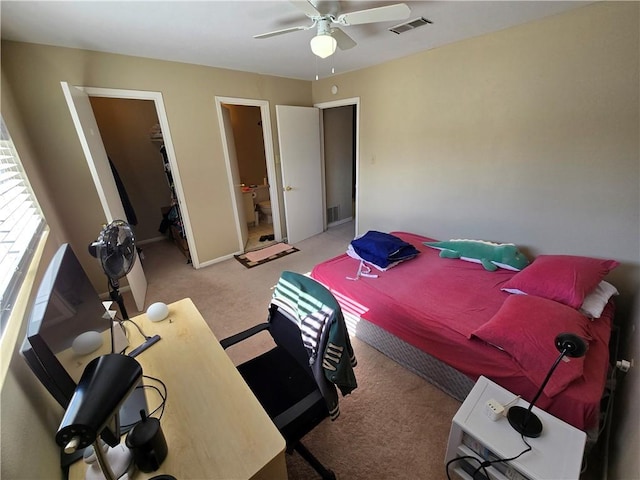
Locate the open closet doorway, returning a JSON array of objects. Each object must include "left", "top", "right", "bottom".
[
  {"left": 88, "top": 97, "right": 191, "bottom": 265},
  {"left": 317, "top": 98, "right": 359, "bottom": 238},
  {"left": 215, "top": 97, "right": 281, "bottom": 253},
  {"left": 61, "top": 84, "right": 194, "bottom": 313}
]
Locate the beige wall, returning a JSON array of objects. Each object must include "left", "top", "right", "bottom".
[
  {"left": 1, "top": 41, "right": 312, "bottom": 288},
  {"left": 313, "top": 1, "right": 639, "bottom": 309}
]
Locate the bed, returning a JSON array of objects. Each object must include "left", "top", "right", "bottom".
[{"left": 311, "top": 231, "right": 617, "bottom": 440}]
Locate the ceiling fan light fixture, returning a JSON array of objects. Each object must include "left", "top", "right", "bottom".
[{"left": 310, "top": 33, "right": 337, "bottom": 58}]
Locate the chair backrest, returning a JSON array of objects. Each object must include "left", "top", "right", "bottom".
[{"left": 267, "top": 304, "right": 315, "bottom": 378}]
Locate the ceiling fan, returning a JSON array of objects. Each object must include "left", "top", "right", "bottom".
[{"left": 254, "top": 1, "right": 411, "bottom": 58}]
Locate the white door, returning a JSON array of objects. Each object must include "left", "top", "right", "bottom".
[
  {"left": 276, "top": 105, "right": 323, "bottom": 244},
  {"left": 60, "top": 82, "right": 147, "bottom": 312},
  {"left": 221, "top": 104, "right": 249, "bottom": 250}
]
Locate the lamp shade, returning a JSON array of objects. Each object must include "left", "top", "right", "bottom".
[
  {"left": 56, "top": 354, "right": 142, "bottom": 451},
  {"left": 555, "top": 332, "right": 588, "bottom": 357},
  {"left": 310, "top": 34, "right": 337, "bottom": 58}
]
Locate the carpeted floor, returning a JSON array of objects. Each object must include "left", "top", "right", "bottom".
[
  {"left": 127, "top": 222, "right": 603, "bottom": 480},
  {"left": 127, "top": 222, "right": 458, "bottom": 479}
]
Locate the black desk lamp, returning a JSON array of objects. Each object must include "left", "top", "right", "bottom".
[
  {"left": 507, "top": 332, "right": 588, "bottom": 438},
  {"left": 56, "top": 354, "right": 142, "bottom": 480}
]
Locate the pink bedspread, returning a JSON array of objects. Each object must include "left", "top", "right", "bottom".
[{"left": 311, "top": 232, "right": 612, "bottom": 433}]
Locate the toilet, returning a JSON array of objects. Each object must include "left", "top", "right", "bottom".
[{"left": 258, "top": 200, "right": 272, "bottom": 224}]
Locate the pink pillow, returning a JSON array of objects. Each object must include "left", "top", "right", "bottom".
[
  {"left": 472, "top": 295, "right": 592, "bottom": 398},
  {"left": 501, "top": 254, "right": 619, "bottom": 309}
]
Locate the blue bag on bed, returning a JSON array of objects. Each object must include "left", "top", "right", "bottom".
[{"left": 350, "top": 231, "right": 419, "bottom": 269}]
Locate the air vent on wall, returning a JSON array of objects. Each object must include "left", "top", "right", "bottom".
[
  {"left": 327, "top": 205, "right": 340, "bottom": 224},
  {"left": 388, "top": 17, "right": 433, "bottom": 35}
]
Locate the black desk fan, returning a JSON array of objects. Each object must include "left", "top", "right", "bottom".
[
  {"left": 90, "top": 219, "right": 161, "bottom": 357},
  {"left": 90, "top": 219, "right": 137, "bottom": 321}
]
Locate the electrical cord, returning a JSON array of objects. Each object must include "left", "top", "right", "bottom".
[
  {"left": 122, "top": 318, "right": 152, "bottom": 340},
  {"left": 104, "top": 278, "right": 152, "bottom": 344},
  {"left": 582, "top": 363, "right": 618, "bottom": 476},
  {"left": 119, "top": 374, "right": 168, "bottom": 431},
  {"left": 445, "top": 432, "right": 532, "bottom": 480},
  {"left": 593, "top": 323, "right": 622, "bottom": 480},
  {"left": 446, "top": 455, "right": 484, "bottom": 480},
  {"left": 144, "top": 374, "right": 168, "bottom": 421},
  {"left": 112, "top": 310, "right": 156, "bottom": 356},
  {"left": 502, "top": 394, "right": 521, "bottom": 409},
  {"left": 471, "top": 434, "right": 532, "bottom": 479}
]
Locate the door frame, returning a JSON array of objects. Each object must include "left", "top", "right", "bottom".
[
  {"left": 81, "top": 87, "right": 199, "bottom": 267},
  {"left": 214, "top": 97, "right": 281, "bottom": 252},
  {"left": 218, "top": 105, "right": 249, "bottom": 250},
  {"left": 314, "top": 97, "right": 360, "bottom": 236}
]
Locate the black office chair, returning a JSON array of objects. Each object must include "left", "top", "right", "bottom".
[{"left": 220, "top": 271, "right": 357, "bottom": 480}]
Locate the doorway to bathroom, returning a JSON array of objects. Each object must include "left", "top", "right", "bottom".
[
  {"left": 215, "top": 97, "right": 281, "bottom": 253},
  {"left": 216, "top": 96, "right": 359, "bottom": 253},
  {"left": 227, "top": 104, "right": 273, "bottom": 251}
]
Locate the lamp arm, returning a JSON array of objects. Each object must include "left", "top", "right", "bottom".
[
  {"left": 93, "top": 440, "right": 117, "bottom": 480},
  {"left": 525, "top": 348, "right": 567, "bottom": 417}
]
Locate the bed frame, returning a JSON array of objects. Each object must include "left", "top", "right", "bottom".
[{"left": 348, "top": 313, "right": 475, "bottom": 402}]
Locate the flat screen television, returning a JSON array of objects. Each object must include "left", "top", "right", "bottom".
[{"left": 20, "top": 243, "right": 146, "bottom": 464}]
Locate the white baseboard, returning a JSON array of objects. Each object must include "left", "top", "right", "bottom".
[
  {"left": 197, "top": 253, "right": 237, "bottom": 269},
  {"left": 328, "top": 217, "right": 353, "bottom": 228},
  {"left": 137, "top": 236, "right": 167, "bottom": 246}
]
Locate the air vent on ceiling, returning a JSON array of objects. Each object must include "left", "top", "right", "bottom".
[{"left": 388, "top": 17, "right": 433, "bottom": 35}]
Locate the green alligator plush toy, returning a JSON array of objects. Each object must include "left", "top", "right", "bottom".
[{"left": 423, "top": 239, "right": 529, "bottom": 271}]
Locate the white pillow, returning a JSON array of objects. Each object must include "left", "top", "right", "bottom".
[{"left": 580, "top": 280, "right": 618, "bottom": 319}]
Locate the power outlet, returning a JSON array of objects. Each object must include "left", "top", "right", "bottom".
[
  {"left": 616, "top": 359, "right": 634, "bottom": 372},
  {"left": 485, "top": 399, "right": 504, "bottom": 421}
]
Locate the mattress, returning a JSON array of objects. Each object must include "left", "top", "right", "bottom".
[{"left": 311, "top": 232, "right": 613, "bottom": 433}]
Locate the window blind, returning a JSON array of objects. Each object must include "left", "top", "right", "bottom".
[{"left": 0, "top": 117, "right": 46, "bottom": 335}]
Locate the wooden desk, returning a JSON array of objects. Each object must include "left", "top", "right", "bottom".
[{"left": 70, "top": 298, "right": 287, "bottom": 480}]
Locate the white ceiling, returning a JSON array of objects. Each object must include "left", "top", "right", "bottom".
[{"left": 1, "top": 1, "right": 592, "bottom": 81}]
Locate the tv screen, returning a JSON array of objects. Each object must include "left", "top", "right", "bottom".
[
  {"left": 20, "top": 243, "right": 146, "bottom": 464},
  {"left": 20, "top": 243, "right": 115, "bottom": 407}
]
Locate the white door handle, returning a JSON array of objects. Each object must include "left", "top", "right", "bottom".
[{"left": 284, "top": 186, "right": 293, "bottom": 191}]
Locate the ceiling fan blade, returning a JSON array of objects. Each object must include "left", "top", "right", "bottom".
[
  {"left": 289, "top": 0, "right": 322, "bottom": 18},
  {"left": 332, "top": 28, "right": 357, "bottom": 51},
  {"left": 254, "top": 25, "right": 309, "bottom": 39},
  {"left": 336, "top": 3, "right": 410, "bottom": 26}
]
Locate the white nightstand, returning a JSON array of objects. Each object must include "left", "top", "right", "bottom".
[{"left": 445, "top": 376, "right": 586, "bottom": 480}]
